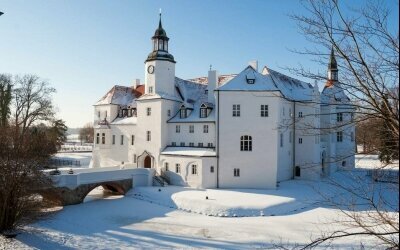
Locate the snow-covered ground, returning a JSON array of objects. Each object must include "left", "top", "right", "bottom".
[
  {"left": 1, "top": 155, "right": 398, "bottom": 249},
  {"left": 51, "top": 152, "right": 92, "bottom": 169}
]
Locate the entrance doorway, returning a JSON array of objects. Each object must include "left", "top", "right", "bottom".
[{"left": 144, "top": 155, "right": 152, "bottom": 168}]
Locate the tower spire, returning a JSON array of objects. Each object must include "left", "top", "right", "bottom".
[
  {"left": 158, "top": 9, "right": 162, "bottom": 29},
  {"left": 145, "top": 13, "right": 175, "bottom": 63},
  {"left": 328, "top": 46, "right": 337, "bottom": 70},
  {"left": 327, "top": 46, "right": 338, "bottom": 82}
]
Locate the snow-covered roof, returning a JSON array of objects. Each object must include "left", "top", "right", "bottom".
[
  {"left": 321, "top": 81, "right": 350, "bottom": 105},
  {"left": 161, "top": 147, "right": 216, "bottom": 157},
  {"left": 217, "top": 66, "right": 279, "bottom": 92},
  {"left": 263, "top": 67, "right": 314, "bottom": 101},
  {"left": 168, "top": 78, "right": 216, "bottom": 123},
  {"left": 188, "top": 74, "right": 237, "bottom": 86},
  {"left": 95, "top": 85, "right": 144, "bottom": 106},
  {"left": 110, "top": 116, "right": 137, "bottom": 125}
]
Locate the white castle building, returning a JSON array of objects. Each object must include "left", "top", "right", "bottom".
[{"left": 92, "top": 16, "right": 355, "bottom": 189}]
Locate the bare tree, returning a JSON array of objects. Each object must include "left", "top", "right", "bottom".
[
  {"left": 78, "top": 122, "right": 94, "bottom": 144},
  {"left": 0, "top": 74, "right": 64, "bottom": 235},
  {"left": 285, "top": 0, "right": 399, "bottom": 248},
  {"left": 12, "top": 75, "right": 55, "bottom": 136}
]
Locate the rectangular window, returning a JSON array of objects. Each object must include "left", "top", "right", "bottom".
[
  {"left": 171, "top": 142, "right": 177, "bottom": 146},
  {"left": 200, "top": 108, "right": 207, "bottom": 118},
  {"left": 120, "top": 135, "right": 124, "bottom": 145},
  {"left": 102, "top": 133, "right": 106, "bottom": 144},
  {"left": 203, "top": 125, "right": 209, "bottom": 133},
  {"left": 165, "top": 162, "right": 169, "bottom": 171},
  {"left": 147, "top": 131, "right": 151, "bottom": 141},
  {"left": 240, "top": 135, "right": 252, "bottom": 151},
  {"left": 147, "top": 107, "right": 151, "bottom": 116},
  {"left": 351, "top": 131, "right": 354, "bottom": 142},
  {"left": 131, "top": 135, "right": 134, "bottom": 145},
  {"left": 298, "top": 112, "right": 303, "bottom": 118},
  {"left": 337, "top": 131, "right": 343, "bottom": 142},
  {"left": 260, "top": 105, "right": 269, "bottom": 117},
  {"left": 192, "top": 165, "right": 197, "bottom": 175},
  {"left": 208, "top": 142, "right": 214, "bottom": 147},
  {"left": 180, "top": 109, "right": 186, "bottom": 118},
  {"left": 167, "top": 109, "right": 171, "bottom": 117},
  {"left": 112, "top": 135, "right": 116, "bottom": 145},
  {"left": 298, "top": 138, "right": 303, "bottom": 144},
  {"left": 96, "top": 133, "right": 100, "bottom": 144},
  {"left": 189, "top": 125, "right": 194, "bottom": 133},
  {"left": 233, "top": 104, "right": 241, "bottom": 117},
  {"left": 180, "top": 142, "right": 185, "bottom": 147},
  {"left": 189, "top": 142, "right": 194, "bottom": 147},
  {"left": 176, "top": 164, "right": 181, "bottom": 173},
  {"left": 176, "top": 125, "right": 180, "bottom": 133},
  {"left": 133, "top": 154, "right": 137, "bottom": 163},
  {"left": 280, "top": 133, "right": 283, "bottom": 147},
  {"left": 337, "top": 113, "right": 343, "bottom": 122},
  {"left": 234, "top": 168, "right": 240, "bottom": 177},
  {"left": 210, "top": 166, "right": 214, "bottom": 173},
  {"left": 149, "top": 86, "right": 153, "bottom": 94},
  {"left": 198, "top": 143, "right": 203, "bottom": 147}
]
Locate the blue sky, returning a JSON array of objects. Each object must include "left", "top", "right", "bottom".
[{"left": 0, "top": 0, "right": 398, "bottom": 128}]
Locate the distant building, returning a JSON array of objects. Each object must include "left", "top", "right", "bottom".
[{"left": 92, "top": 15, "right": 355, "bottom": 189}]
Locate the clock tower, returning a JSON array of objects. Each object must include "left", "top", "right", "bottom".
[{"left": 144, "top": 14, "right": 176, "bottom": 96}]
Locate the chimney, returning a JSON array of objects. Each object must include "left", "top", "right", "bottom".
[
  {"left": 249, "top": 60, "right": 258, "bottom": 72},
  {"left": 132, "top": 79, "right": 140, "bottom": 89},
  {"left": 207, "top": 70, "right": 218, "bottom": 104}
]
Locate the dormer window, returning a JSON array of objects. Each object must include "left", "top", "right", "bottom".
[
  {"left": 200, "top": 108, "right": 207, "bottom": 118},
  {"left": 180, "top": 107, "right": 187, "bottom": 118},
  {"left": 247, "top": 78, "right": 255, "bottom": 84},
  {"left": 246, "top": 71, "right": 256, "bottom": 84}
]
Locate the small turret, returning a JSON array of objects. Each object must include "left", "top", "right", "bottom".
[{"left": 145, "top": 13, "right": 175, "bottom": 63}]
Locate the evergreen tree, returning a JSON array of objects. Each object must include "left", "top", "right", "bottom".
[
  {"left": 0, "top": 74, "right": 12, "bottom": 127},
  {"left": 378, "top": 96, "right": 399, "bottom": 163}
]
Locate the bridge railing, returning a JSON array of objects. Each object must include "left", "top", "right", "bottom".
[{"left": 49, "top": 167, "right": 155, "bottom": 189}]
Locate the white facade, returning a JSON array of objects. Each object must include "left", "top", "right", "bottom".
[{"left": 92, "top": 18, "right": 355, "bottom": 189}]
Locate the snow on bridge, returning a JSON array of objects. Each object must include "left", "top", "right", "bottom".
[
  {"left": 42, "top": 167, "right": 155, "bottom": 206},
  {"left": 49, "top": 167, "right": 154, "bottom": 189}
]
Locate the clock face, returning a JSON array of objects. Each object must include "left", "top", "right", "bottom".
[{"left": 147, "top": 65, "right": 155, "bottom": 74}]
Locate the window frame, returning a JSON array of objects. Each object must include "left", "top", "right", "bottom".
[
  {"left": 203, "top": 125, "right": 209, "bottom": 133},
  {"left": 232, "top": 104, "right": 241, "bottom": 117},
  {"left": 261, "top": 105, "right": 269, "bottom": 117},
  {"left": 240, "top": 135, "right": 252, "bottom": 151},
  {"left": 146, "top": 131, "right": 151, "bottom": 141},
  {"left": 191, "top": 165, "right": 197, "bottom": 175}
]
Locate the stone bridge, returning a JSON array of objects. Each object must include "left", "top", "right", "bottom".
[{"left": 40, "top": 167, "right": 155, "bottom": 206}]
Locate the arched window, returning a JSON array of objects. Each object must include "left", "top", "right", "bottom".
[
  {"left": 158, "top": 39, "right": 163, "bottom": 50},
  {"left": 164, "top": 40, "right": 168, "bottom": 51},
  {"left": 240, "top": 135, "right": 252, "bottom": 151}
]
